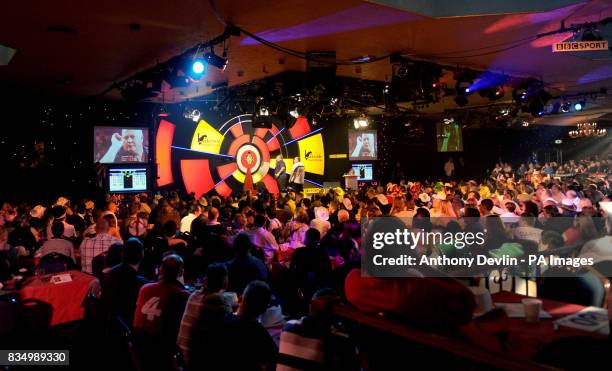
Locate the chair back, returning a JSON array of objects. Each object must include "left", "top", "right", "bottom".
[
  {"left": 37, "top": 253, "right": 71, "bottom": 274},
  {"left": 19, "top": 298, "right": 53, "bottom": 332}
]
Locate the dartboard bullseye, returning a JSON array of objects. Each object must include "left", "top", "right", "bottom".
[{"left": 236, "top": 144, "right": 261, "bottom": 173}]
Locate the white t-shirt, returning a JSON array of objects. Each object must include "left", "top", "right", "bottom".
[
  {"left": 180, "top": 213, "right": 198, "bottom": 233},
  {"left": 46, "top": 220, "right": 76, "bottom": 239},
  {"left": 578, "top": 236, "right": 612, "bottom": 264}
]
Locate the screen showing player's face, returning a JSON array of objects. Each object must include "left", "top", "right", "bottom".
[
  {"left": 122, "top": 129, "right": 143, "bottom": 154},
  {"left": 362, "top": 135, "right": 370, "bottom": 150}
]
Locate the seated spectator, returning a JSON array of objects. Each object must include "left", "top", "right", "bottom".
[
  {"left": 188, "top": 281, "right": 277, "bottom": 371},
  {"left": 513, "top": 213, "right": 543, "bottom": 244},
  {"left": 180, "top": 204, "right": 201, "bottom": 233},
  {"left": 563, "top": 215, "right": 599, "bottom": 246},
  {"left": 133, "top": 254, "right": 189, "bottom": 370},
  {"left": 46, "top": 205, "right": 77, "bottom": 238},
  {"left": 92, "top": 242, "right": 123, "bottom": 279},
  {"left": 101, "top": 237, "right": 149, "bottom": 326},
  {"left": 310, "top": 207, "right": 331, "bottom": 238},
  {"left": 177, "top": 263, "right": 233, "bottom": 364},
  {"left": 80, "top": 217, "right": 121, "bottom": 274},
  {"left": 226, "top": 233, "right": 268, "bottom": 293},
  {"left": 248, "top": 214, "right": 279, "bottom": 263},
  {"left": 290, "top": 228, "right": 332, "bottom": 307},
  {"left": 0, "top": 226, "right": 17, "bottom": 280},
  {"left": 37, "top": 221, "right": 75, "bottom": 262},
  {"left": 538, "top": 230, "right": 565, "bottom": 252},
  {"left": 278, "top": 288, "right": 359, "bottom": 371},
  {"left": 282, "top": 209, "right": 310, "bottom": 249}
]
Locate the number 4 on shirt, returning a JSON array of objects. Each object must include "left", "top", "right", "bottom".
[{"left": 141, "top": 297, "right": 162, "bottom": 321}]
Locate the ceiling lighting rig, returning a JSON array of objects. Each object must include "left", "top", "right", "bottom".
[{"left": 102, "top": 26, "right": 240, "bottom": 101}]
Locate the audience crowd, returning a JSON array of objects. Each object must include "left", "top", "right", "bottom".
[{"left": 0, "top": 155, "right": 611, "bottom": 370}]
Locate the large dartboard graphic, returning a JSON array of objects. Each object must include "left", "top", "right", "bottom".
[{"left": 156, "top": 113, "right": 325, "bottom": 197}]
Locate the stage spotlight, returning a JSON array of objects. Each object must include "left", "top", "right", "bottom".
[
  {"left": 259, "top": 107, "right": 270, "bottom": 116},
  {"left": 353, "top": 114, "right": 369, "bottom": 129},
  {"left": 188, "top": 58, "right": 206, "bottom": 79},
  {"left": 561, "top": 101, "right": 571, "bottom": 113},
  {"left": 190, "top": 109, "right": 201, "bottom": 122},
  {"left": 574, "top": 101, "right": 584, "bottom": 111},
  {"left": 204, "top": 52, "right": 228, "bottom": 70}
]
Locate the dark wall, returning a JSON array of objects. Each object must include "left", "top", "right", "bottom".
[{"left": 0, "top": 99, "right": 158, "bottom": 202}]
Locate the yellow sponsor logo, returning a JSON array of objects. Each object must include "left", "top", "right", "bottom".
[
  {"left": 191, "top": 119, "right": 224, "bottom": 154},
  {"left": 298, "top": 134, "right": 325, "bottom": 175}
]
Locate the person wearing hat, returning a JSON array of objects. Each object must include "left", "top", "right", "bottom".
[
  {"left": 46, "top": 205, "right": 76, "bottom": 239},
  {"left": 559, "top": 198, "right": 578, "bottom": 217},
  {"left": 310, "top": 206, "right": 331, "bottom": 238},
  {"left": 416, "top": 193, "right": 430, "bottom": 208}
]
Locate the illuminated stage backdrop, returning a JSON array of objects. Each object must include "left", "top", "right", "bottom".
[{"left": 156, "top": 113, "right": 328, "bottom": 197}]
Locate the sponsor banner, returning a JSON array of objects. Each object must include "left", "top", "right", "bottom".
[
  {"left": 298, "top": 133, "right": 325, "bottom": 175},
  {"left": 191, "top": 119, "right": 224, "bottom": 154}
]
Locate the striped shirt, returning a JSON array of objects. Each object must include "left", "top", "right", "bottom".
[
  {"left": 176, "top": 291, "right": 232, "bottom": 363},
  {"left": 80, "top": 233, "right": 120, "bottom": 274}
]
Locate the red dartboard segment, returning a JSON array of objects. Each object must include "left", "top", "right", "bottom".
[
  {"left": 266, "top": 136, "right": 281, "bottom": 152},
  {"left": 214, "top": 181, "right": 232, "bottom": 197},
  {"left": 254, "top": 124, "right": 279, "bottom": 140},
  {"left": 251, "top": 135, "right": 271, "bottom": 162},
  {"left": 262, "top": 174, "right": 280, "bottom": 195},
  {"left": 228, "top": 134, "right": 251, "bottom": 157},
  {"left": 289, "top": 116, "right": 311, "bottom": 139},
  {"left": 156, "top": 120, "right": 175, "bottom": 187},
  {"left": 229, "top": 123, "right": 243, "bottom": 138},
  {"left": 217, "top": 162, "right": 238, "bottom": 180},
  {"left": 180, "top": 159, "right": 215, "bottom": 198}
]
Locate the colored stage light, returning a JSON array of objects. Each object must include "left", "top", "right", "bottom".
[
  {"left": 574, "top": 101, "right": 584, "bottom": 111},
  {"left": 188, "top": 59, "right": 206, "bottom": 79}
]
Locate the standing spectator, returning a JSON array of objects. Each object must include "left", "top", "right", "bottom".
[
  {"left": 226, "top": 233, "right": 268, "bottom": 293},
  {"left": 101, "top": 237, "right": 149, "bottom": 326}
]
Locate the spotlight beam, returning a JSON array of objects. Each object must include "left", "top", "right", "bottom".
[
  {"left": 214, "top": 172, "right": 235, "bottom": 187},
  {"left": 283, "top": 127, "right": 324, "bottom": 146},
  {"left": 304, "top": 178, "right": 324, "bottom": 187},
  {"left": 266, "top": 127, "right": 285, "bottom": 144}
]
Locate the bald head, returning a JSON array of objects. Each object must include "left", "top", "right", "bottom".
[{"left": 338, "top": 209, "right": 350, "bottom": 223}]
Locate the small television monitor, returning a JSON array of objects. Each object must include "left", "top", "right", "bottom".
[
  {"left": 94, "top": 126, "right": 149, "bottom": 163},
  {"left": 436, "top": 120, "right": 463, "bottom": 152},
  {"left": 348, "top": 130, "right": 377, "bottom": 160},
  {"left": 351, "top": 163, "right": 373, "bottom": 181},
  {"left": 108, "top": 168, "right": 148, "bottom": 193}
]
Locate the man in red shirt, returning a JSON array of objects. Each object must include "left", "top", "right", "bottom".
[{"left": 133, "top": 254, "right": 189, "bottom": 369}]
